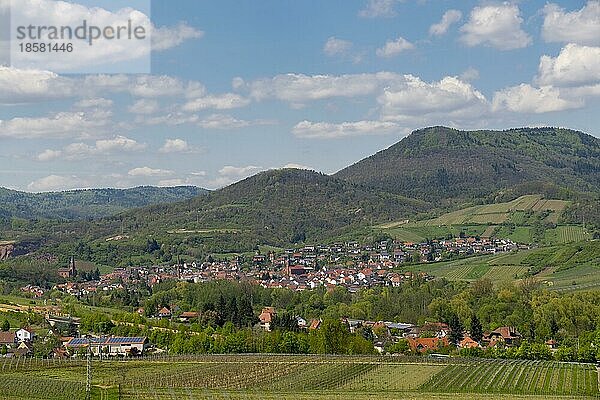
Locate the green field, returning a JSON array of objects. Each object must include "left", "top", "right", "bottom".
[
  {"left": 403, "top": 241, "right": 600, "bottom": 291},
  {"left": 0, "top": 356, "right": 597, "bottom": 400},
  {"left": 405, "top": 195, "right": 569, "bottom": 227}
]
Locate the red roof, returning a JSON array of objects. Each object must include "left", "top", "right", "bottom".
[{"left": 407, "top": 337, "right": 449, "bottom": 352}]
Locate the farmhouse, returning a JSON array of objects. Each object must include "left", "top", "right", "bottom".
[
  {"left": 407, "top": 337, "right": 449, "bottom": 353},
  {"left": 259, "top": 307, "right": 276, "bottom": 331},
  {"left": 484, "top": 326, "right": 522, "bottom": 347},
  {"left": 0, "top": 331, "right": 16, "bottom": 349},
  {"left": 15, "top": 327, "right": 35, "bottom": 343},
  {"left": 66, "top": 337, "right": 149, "bottom": 356}
]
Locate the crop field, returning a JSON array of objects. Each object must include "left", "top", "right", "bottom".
[
  {"left": 423, "top": 359, "right": 598, "bottom": 397},
  {"left": 1, "top": 355, "right": 597, "bottom": 400},
  {"left": 409, "top": 195, "right": 569, "bottom": 227},
  {"left": 404, "top": 255, "right": 529, "bottom": 284},
  {"left": 544, "top": 226, "right": 592, "bottom": 244}
]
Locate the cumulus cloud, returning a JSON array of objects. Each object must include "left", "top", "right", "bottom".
[
  {"left": 429, "top": 10, "right": 462, "bottom": 36},
  {"left": 9, "top": 0, "right": 202, "bottom": 72},
  {"left": 27, "top": 175, "right": 89, "bottom": 192},
  {"left": 0, "top": 110, "right": 111, "bottom": 139},
  {"left": 460, "top": 3, "right": 532, "bottom": 50},
  {"left": 197, "top": 114, "right": 253, "bottom": 130},
  {"left": 358, "top": 0, "right": 399, "bottom": 18},
  {"left": 128, "top": 99, "right": 160, "bottom": 114},
  {"left": 376, "top": 37, "right": 414, "bottom": 57},
  {"left": 323, "top": 37, "right": 353, "bottom": 57},
  {"left": 0, "top": 67, "right": 75, "bottom": 104},
  {"left": 378, "top": 75, "right": 489, "bottom": 123},
  {"left": 182, "top": 93, "right": 250, "bottom": 112},
  {"left": 152, "top": 22, "right": 204, "bottom": 51},
  {"left": 36, "top": 149, "right": 63, "bottom": 162},
  {"left": 74, "top": 98, "right": 113, "bottom": 109},
  {"left": 240, "top": 72, "right": 405, "bottom": 103},
  {"left": 542, "top": 1, "right": 600, "bottom": 46},
  {"left": 536, "top": 44, "right": 600, "bottom": 87},
  {"left": 159, "top": 139, "right": 190, "bottom": 153},
  {"left": 460, "top": 67, "right": 480, "bottom": 82},
  {"left": 36, "top": 136, "right": 146, "bottom": 161},
  {"left": 128, "top": 167, "right": 174, "bottom": 177},
  {"left": 292, "top": 120, "right": 399, "bottom": 139},
  {"left": 492, "top": 84, "right": 583, "bottom": 113}
]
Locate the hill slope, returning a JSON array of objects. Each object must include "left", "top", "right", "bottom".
[
  {"left": 0, "top": 186, "right": 207, "bottom": 220},
  {"left": 109, "top": 169, "right": 427, "bottom": 246},
  {"left": 335, "top": 126, "right": 600, "bottom": 203}
]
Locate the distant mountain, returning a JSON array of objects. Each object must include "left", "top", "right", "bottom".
[
  {"left": 113, "top": 169, "right": 427, "bottom": 246},
  {"left": 0, "top": 186, "right": 208, "bottom": 220},
  {"left": 335, "top": 126, "right": 600, "bottom": 203}
]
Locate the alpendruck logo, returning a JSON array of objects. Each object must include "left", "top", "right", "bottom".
[{"left": 2, "top": 0, "right": 152, "bottom": 74}]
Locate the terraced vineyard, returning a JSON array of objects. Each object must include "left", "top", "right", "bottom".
[{"left": 0, "top": 355, "right": 598, "bottom": 399}]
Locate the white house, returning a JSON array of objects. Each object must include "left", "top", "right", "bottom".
[{"left": 16, "top": 328, "right": 35, "bottom": 343}]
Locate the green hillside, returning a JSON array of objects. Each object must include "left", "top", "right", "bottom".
[
  {"left": 335, "top": 127, "right": 600, "bottom": 204},
  {"left": 107, "top": 169, "right": 427, "bottom": 247},
  {"left": 403, "top": 241, "right": 600, "bottom": 292},
  {"left": 0, "top": 186, "right": 207, "bottom": 220}
]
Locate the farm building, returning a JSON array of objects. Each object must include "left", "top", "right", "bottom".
[{"left": 66, "top": 337, "right": 148, "bottom": 356}]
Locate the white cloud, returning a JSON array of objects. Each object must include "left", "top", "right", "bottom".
[
  {"left": 378, "top": 75, "right": 489, "bottom": 123},
  {"left": 140, "top": 113, "right": 200, "bottom": 126},
  {"left": 8, "top": 0, "right": 202, "bottom": 72},
  {"left": 36, "top": 149, "right": 62, "bottom": 162},
  {"left": 0, "top": 67, "right": 74, "bottom": 104},
  {"left": 429, "top": 10, "right": 462, "bottom": 36},
  {"left": 182, "top": 94, "right": 250, "bottom": 112},
  {"left": 208, "top": 165, "right": 264, "bottom": 188},
  {"left": 95, "top": 136, "right": 146, "bottom": 152},
  {"left": 152, "top": 22, "right": 204, "bottom": 51},
  {"left": 36, "top": 136, "right": 146, "bottom": 161},
  {"left": 460, "top": 3, "right": 532, "bottom": 50},
  {"left": 460, "top": 67, "right": 480, "bottom": 82},
  {"left": 159, "top": 139, "right": 190, "bottom": 153},
  {"left": 129, "top": 75, "right": 186, "bottom": 98},
  {"left": 492, "top": 84, "right": 583, "bottom": 113},
  {"left": 292, "top": 120, "right": 398, "bottom": 139},
  {"left": 0, "top": 110, "right": 111, "bottom": 139},
  {"left": 358, "top": 0, "right": 399, "bottom": 18},
  {"left": 283, "top": 163, "right": 315, "bottom": 171},
  {"left": 376, "top": 37, "right": 414, "bottom": 57},
  {"left": 242, "top": 72, "right": 405, "bottom": 103},
  {"left": 128, "top": 99, "right": 160, "bottom": 114},
  {"left": 323, "top": 37, "right": 353, "bottom": 56},
  {"left": 74, "top": 98, "right": 113, "bottom": 109},
  {"left": 128, "top": 167, "right": 174, "bottom": 177},
  {"left": 536, "top": 44, "right": 600, "bottom": 87},
  {"left": 196, "top": 114, "right": 274, "bottom": 130},
  {"left": 27, "top": 175, "right": 85, "bottom": 192},
  {"left": 219, "top": 165, "right": 263, "bottom": 178},
  {"left": 542, "top": 1, "right": 600, "bottom": 46}
]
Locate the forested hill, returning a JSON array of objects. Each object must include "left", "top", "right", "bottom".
[
  {"left": 111, "top": 169, "right": 427, "bottom": 245},
  {"left": 0, "top": 186, "right": 207, "bottom": 220},
  {"left": 335, "top": 126, "right": 600, "bottom": 203}
]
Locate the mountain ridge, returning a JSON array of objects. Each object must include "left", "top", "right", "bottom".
[
  {"left": 334, "top": 126, "right": 600, "bottom": 203},
  {"left": 0, "top": 186, "right": 208, "bottom": 220}
]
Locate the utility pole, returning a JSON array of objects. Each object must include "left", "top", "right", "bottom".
[{"left": 86, "top": 347, "right": 92, "bottom": 400}]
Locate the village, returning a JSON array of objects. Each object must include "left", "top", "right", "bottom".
[{"left": 38, "top": 236, "right": 523, "bottom": 298}]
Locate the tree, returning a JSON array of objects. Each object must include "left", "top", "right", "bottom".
[
  {"left": 1, "top": 319, "right": 9, "bottom": 332},
  {"left": 470, "top": 313, "right": 483, "bottom": 343},
  {"left": 448, "top": 314, "right": 464, "bottom": 346}
]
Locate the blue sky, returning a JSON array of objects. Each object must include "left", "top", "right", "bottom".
[{"left": 0, "top": 0, "right": 599, "bottom": 191}]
